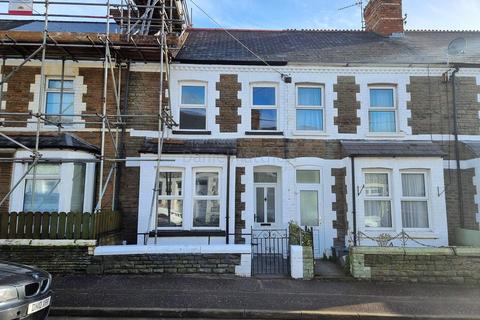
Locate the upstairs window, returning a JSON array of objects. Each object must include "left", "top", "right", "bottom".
[
  {"left": 179, "top": 84, "right": 206, "bottom": 130},
  {"left": 45, "top": 79, "right": 75, "bottom": 125},
  {"left": 251, "top": 86, "right": 277, "bottom": 131},
  {"left": 369, "top": 87, "right": 396, "bottom": 133},
  {"left": 296, "top": 86, "right": 324, "bottom": 131},
  {"left": 401, "top": 173, "right": 429, "bottom": 229},
  {"left": 364, "top": 172, "right": 392, "bottom": 228}
]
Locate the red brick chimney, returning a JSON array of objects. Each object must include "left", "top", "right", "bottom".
[{"left": 364, "top": 0, "right": 404, "bottom": 36}]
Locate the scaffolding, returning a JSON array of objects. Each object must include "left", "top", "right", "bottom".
[{"left": 0, "top": 0, "right": 190, "bottom": 242}]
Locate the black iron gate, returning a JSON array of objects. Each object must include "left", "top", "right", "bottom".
[{"left": 251, "top": 228, "right": 289, "bottom": 275}]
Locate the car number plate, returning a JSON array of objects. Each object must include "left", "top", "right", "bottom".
[{"left": 27, "top": 296, "right": 51, "bottom": 315}]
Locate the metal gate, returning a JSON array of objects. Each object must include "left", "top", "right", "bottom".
[{"left": 251, "top": 229, "right": 289, "bottom": 275}]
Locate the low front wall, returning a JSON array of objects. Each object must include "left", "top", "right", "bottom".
[
  {"left": 0, "top": 240, "right": 96, "bottom": 274},
  {"left": 350, "top": 246, "right": 480, "bottom": 284},
  {"left": 0, "top": 242, "right": 251, "bottom": 277}
]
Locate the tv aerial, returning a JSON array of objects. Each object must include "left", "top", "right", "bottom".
[
  {"left": 338, "top": 1, "right": 365, "bottom": 30},
  {"left": 447, "top": 37, "right": 466, "bottom": 65}
]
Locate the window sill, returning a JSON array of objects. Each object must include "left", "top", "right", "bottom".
[
  {"left": 245, "top": 131, "right": 284, "bottom": 136},
  {"left": 292, "top": 131, "right": 328, "bottom": 136},
  {"left": 362, "top": 229, "right": 438, "bottom": 239},
  {"left": 172, "top": 130, "right": 212, "bottom": 135},
  {"left": 149, "top": 230, "right": 225, "bottom": 237},
  {"left": 365, "top": 132, "right": 406, "bottom": 139}
]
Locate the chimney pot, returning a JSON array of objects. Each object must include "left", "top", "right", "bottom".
[{"left": 364, "top": 0, "right": 404, "bottom": 36}]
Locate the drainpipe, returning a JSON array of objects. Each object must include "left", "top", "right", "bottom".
[
  {"left": 225, "top": 154, "right": 231, "bottom": 244},
  {"left": 451, "top": 67, "right": 464, "bottom": 228},
  {"left": 351, "top": 156, "right": 357, "bottom": 246}
]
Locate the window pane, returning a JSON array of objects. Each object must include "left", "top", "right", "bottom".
[
  {"left": 253, "top": 87, "right": 275, "bottom": 106},
  {"left": 365, "top": 173, "right": 389, "bottom": 197},
  {"left": 48, "top": 79, "right": 73, "bottom": 89},
  {"left": 402, "top": 174, "right": 426, "bottom": 197},
  {"left": 266, "top": 187, "right": 275, "bottom": 223},
  {"left": 46, "top": 92, "right": 61, "bottom": 115},
  {"left": 28, "top": 164, "right": 60, "bottom": 175},
  {"left": 402, "top": 201, "right": 429, "bottom": 228},
  {"left": 254, "top": 172, "right": 277, "bottom": 183},
  {"left": 159, "top": 172, "right": 182, "bottom": 196},
  {"left": 193, "top": 200, "right": 220, "bottom": 227},
  {"left": 298, "top": 87, "right": 321, "bottom": 106},
  {"left": 179, "top": 108, "right": 206, "bottom": 130},
  {"left": 370, "top": 88, "right": 394, "bottom": 108},
  {"left": 296, "top": 170, "right": 320, "bottom": 184},
  {"left": 23, "top": 179, "right": 60, "bottom": 212},
  {"left": 195, "top": 172, "right": 219, "bottom": 196},
  {"left": 255, "top": 187, "right": 265, "bottom": 223},
  {"left": 181, "top": 85, "right": 205, "bottom": 105},
  {"left": 158, "top": 199, "right": 183, "bottom": 227},
  {"left": 300, "top": 190, "right": 319, "bottom": 226},
  {"left": 251, "top": 109, "right": 277, "bottom": 130},
  {"left": 296, "top": 109, "right": 323, "bottom": 131},
  {"left": 70, "top": 163, "right": 86, "bottom": 212},
  {"left": 365, "top": 200, "right": 392, "bottom": 228},
  {"left": 369, "top": 111, "right": 396, "bottom": 132}
]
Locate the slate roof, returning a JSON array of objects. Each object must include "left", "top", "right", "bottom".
[
  {"left": 0, "top": 133, "right": 100, "bottom": 153},
  {"left": 141, "top": 139, "right": 237, "bottom": 155},
  {"left": 175, "top": 29, "right": 480, "bottom": 65},
  {"left": 341, "top": 140, "right": 445, "bottom": 157}
]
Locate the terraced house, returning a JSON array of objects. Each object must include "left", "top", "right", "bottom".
[{"left": 0, "top": 0, "right": 479, "bottom": 277}]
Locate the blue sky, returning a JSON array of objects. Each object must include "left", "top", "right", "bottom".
[
  {"left": 188, "top": 0, "right": 480, "bottom": 31},
  {"left": 1, "top": 0, "right": 479, "bottom": 31}
]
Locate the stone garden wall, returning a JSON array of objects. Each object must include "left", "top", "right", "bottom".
[{"left": 350, "top": 246, "right": 480, "bottom": 284}]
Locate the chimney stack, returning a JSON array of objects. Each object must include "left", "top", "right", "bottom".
[{"left": 364, "top": 0, "right": 404, "bottom": 36}]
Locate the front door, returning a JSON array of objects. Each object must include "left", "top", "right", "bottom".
[{"left": 255, "top": 185, "right": 276, "bottom": 227}]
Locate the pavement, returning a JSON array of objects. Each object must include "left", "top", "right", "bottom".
[{"left": 49, "top": 274, "right": 480, "bottom": 319}]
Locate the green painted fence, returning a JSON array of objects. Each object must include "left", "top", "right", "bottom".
[{"left": 0, "top": 211, "right": 121, "bottom": 240}]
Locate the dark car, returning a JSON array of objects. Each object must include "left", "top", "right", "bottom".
[{"left": 0, "top": 261, "right": 52, "bottom": 320}]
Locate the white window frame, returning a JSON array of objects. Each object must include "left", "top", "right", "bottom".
[
  {"left": 9, "top": 150, "right": 95, "bottom": 213},
  {"left": 400, "top": 170, "right": 431, "bottom": 231},
  {"left": 250, "top": 83, "right": 279, "bottom": 132},
  {"left": 157, "top": 168, "right": 184, "bottom": 229},
  {"left": 363, "top": 169, "right": 394, "bottom": 231},
  {"left": 368, "top": 85, "right": 397, "bottom": 134},
  {"left": 43, "top": 76, "right": 76, "bottom": 126},
  {"left": 295, "top": 168, "right": 322, "bottom": 227},
  {"left": 295, "top": 84, "right": 325, "bottom": 133},
  {"left": 178, "top": 81, "right": 208, "bottom": 131},
  {"left": 192, "top": 167, "right": 222, "bottom": 229}
]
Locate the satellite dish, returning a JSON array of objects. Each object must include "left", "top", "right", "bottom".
[{"left": 447, "top": 37, "right": 466, "bottom": 56}]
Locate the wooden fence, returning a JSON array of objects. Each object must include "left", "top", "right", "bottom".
[{"left": 0, "top": 211, "right": 121, "bottom": 240}]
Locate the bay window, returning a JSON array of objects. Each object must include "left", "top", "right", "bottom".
[
  {"left": 179, "top": 83, "right": 207, "bottom": 130},
  {"left": 401, "top": 172, "right": 429, "bottom": 229},
  {"left": 158, "top": 171, "right": 183, "bottom": 227},
  {"left": 251, "top": 85, "right": 277, "bottom": 131},
  {"left": 11, "top": 150, "right": 95, "bottom": 213},
  {"left": 193, "top": 171, "right": 220, "bottom": 227},
  {"left": 23, "top": 164, "right": 61, "bottom": 212},
  {"left": 364, "top": 172, "right": 392, "bottom": 228},
  {"left": 296, "top": 169, "right": 321, "bottom": 226},
  {"left": 296, "top": 86, "right": 324, "bottom": 132},
  {"left": 369, "top": 87, "right": 396, "bottom": 133},
  {"left": 155, "top": 166, "right": 224, "bottom": 230}
]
